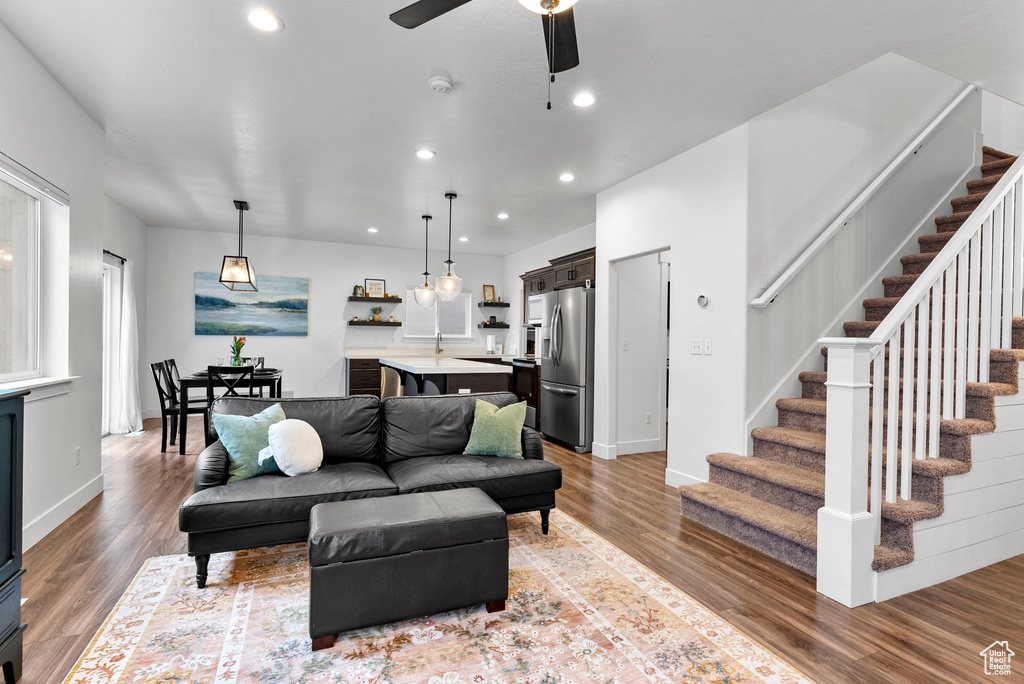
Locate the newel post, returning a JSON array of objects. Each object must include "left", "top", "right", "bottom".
[{"left": 816, "top": 338, "right": 876, "bottom": 607}]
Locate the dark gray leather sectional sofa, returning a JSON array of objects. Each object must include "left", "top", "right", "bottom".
[{"left": 178, "top": 392, "right": 562, "bottom": 587}]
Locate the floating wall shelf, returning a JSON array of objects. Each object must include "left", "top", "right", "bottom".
[
  {"left": 478, "top": 302, "right": 510, "bottom": 308},
  {"left": 348, "top": 320, "right": 402, "bottom": 327},
  {"left": 478, "top": 323, "right": 510, "bottom": 329},
  {"left": 348, "top": 296, "right": 403, "bottom": 304}
]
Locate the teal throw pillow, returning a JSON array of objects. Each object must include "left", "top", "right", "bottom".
[
  {"left": 213, "top": 403, "right": 287, "bottom": 483},
  {"left": 464, "top": 400, "right": 527, "bottom": 459}
]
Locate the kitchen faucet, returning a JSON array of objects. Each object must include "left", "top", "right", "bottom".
[{"left": 435, "top": 332, "right": 444, "bottom": 354}]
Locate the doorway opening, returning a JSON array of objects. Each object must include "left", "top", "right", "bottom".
[{"left": 101, "top": 254, "right": 124, "bottom": 437}]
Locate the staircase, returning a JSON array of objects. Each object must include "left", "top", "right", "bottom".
[{"left": 679, "top": 146, "right": 1023, "bottom": 578}]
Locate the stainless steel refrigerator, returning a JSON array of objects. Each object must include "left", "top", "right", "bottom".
[{"left": 538, "top": 288, "right": 595, "bottom": 453}]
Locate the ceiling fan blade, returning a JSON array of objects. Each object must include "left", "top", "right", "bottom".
[
  {"left": 541, "top": 8, "right": 580, "bottom": 73},
  {"left": 389, "top": 0, "right": 475, "bottom": 28}
]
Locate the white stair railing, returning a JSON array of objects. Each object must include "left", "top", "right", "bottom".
[{"left": 817, "top": 153, "right": 1024, "bottom": 607}]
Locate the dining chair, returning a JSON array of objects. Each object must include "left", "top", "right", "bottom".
[
  {"left": 164, "top": 358, "right": 209, "bottom": 404},
  {"left": 206, "top": 365, "right": 257, "bottom": 406},
  {"left": 150, "top": 361, "right": 209, "bottom": 453},
  {"left": 380, "top": 366, "right": 404, "bottom": 399}
]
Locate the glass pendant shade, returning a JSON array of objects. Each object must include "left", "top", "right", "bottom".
[
  {"left": 221, "top": 200, "right": 257, "bottom": 291},
  {"left": 434, "top": 268, "right": 463, "bottom": 301},
  {"left": 518, "top": 0, "right": 578, "bottom": 13},
  {"left": 219, "top": 255, "right": 257, "bottom": 291},
  {"left": 413, "top": 279, "right": 436, "bottom": 307}
]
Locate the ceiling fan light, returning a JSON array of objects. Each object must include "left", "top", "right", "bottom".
[
  {"left": 219, "top": 256, "right": 258, "bottom": 292},
  {"left": 517, "top": 0, "right": 578, "bottom": 14}
]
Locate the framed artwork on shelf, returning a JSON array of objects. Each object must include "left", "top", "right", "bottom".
[
  {"left": 364, "top": 279, "right": 386, "bottom": 298},
  {"left": 482, "top": 284, "right": 496, "bottom": 302}
]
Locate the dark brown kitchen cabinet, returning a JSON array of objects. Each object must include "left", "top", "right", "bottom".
[
  {"left": 551, "top": 248, "right": 596, "bottom": 289},
  {"left": 346, "top": 358, "right": 381, "bottom": 397},
  {"left": 0, "top": 390, "right": 26, "bottom": 684}
]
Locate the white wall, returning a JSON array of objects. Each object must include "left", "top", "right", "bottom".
[
  {"left": 102, "top": 197, "right": 149, "bottom": 412},
  {"left": 145, "top": 226, "right": 505, "bottom": 412},
  {"left": 613, "top": 253, "right": 665, "bottom": 455},
  {"left": 501, "top": 223, "right": 596, "bottom": 356},
  {"left": 0, "top": 22, "right": 107, "bottom": 547},
  {"left": 981, "top": 90, "right": 1024, "bottom": 156},
  {"left": 595, "top": 124, "right": 751, "bottom": 480}
]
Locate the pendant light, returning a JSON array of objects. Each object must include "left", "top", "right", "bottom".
[
  {"left": 413, "top": 214, "right": 436, "bottom": 307},
  {"left": 219, "top": 200, "right": 258, "bottom": 292},
  {"left": 433, "top": 192, "right": 463, "bottom": 301}
]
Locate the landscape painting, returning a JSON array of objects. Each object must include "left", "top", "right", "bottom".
[{"left": 194, "top": 272, "right": 308, "bottom": 336}]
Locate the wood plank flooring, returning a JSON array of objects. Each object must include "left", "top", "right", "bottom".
[{"left": 20, "top": 419, "right": 1024, "bottom": 683}]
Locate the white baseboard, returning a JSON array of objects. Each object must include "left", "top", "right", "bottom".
[
  {"left": 23, "top": 473, "right": 104, "bottom": 550},
  {"left": 592, "top": 442, "right": 617, "bottom": 460},
  {"left": 142, "top": 408, "right": 160, "bottom": 420},
  {"left": 665, "top": 467, "right": 704, "bottom": 488},
  {"left": 615, "top": 438, "right": 662, "bottom": 456}
]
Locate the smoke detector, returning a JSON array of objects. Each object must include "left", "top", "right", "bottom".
[{"left": 430, "top": 71, "right": 454, "bottom": 95}]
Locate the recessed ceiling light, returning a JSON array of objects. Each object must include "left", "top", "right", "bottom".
[
  {"left": 416, "top": 149, "right": 436, "bottom": 159},
  {"left": 559, "top": 172, "right": 575, "bottom": 182},
  {"left": 459, "top": 236, "right": 469, "bottom": 242},
  {"left": 573, "top": 93, "right": 597, "bottom": 107},
  {"left": 246, "top": 8, "right": 284, "bottom": 32},
  {"left": 367, "top": 227, "right": 378, "bottom": 233},
  {"left": 497, "top": 213, "right": 509, "bottom": 220}
]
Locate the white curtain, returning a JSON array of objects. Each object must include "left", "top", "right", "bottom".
[{"left": 112, "top": 259, "right": 142, "bottom": 433}]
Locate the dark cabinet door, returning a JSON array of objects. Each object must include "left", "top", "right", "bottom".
[
  {"left": 551, "top": 261, "right": 574, "bottom": 289},
  {"left": 572, "top": 254, "right": 596, "bottom": 283},
  {"left": 535, "top": 268, "right": 553, "bottom": 293}
]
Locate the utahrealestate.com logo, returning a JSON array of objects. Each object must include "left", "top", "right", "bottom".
[{"left": 980, "top": 641, "right": 1015, "bottom": 676}]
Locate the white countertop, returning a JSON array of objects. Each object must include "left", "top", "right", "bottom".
[
  {"left": 379, "top": 357, "right": 513, "bottom": 375},
  {"left": 345, "top": 347, "right": 521, "bottom": 362}
]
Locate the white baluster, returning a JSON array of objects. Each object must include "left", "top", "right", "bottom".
[
  {"left": 816, "top": 338, "right": 876, "bottom": 608},
  {"left": 968, "top": 232, "right": 982, "bottom": 383},
  {"left": 942, "top": 265, "right": 955, "bottom": 419},
  {"left": 980, "top": 216, "right": 993, "bottom": 383},
  {"left": 991, "top": 205, "right": 1004, "bottom": 351},
  {"left": 955, "top": 250, "right": 969, "bottom": 417},
  {"left": 886, "top": 337, "right": 899, "bottom": 504},
  {"left": 916, "top": 300, "right": 929, "bottom": 461},
  {"left": 1002, "top": 193, "right": 1014, "bottom": 348},
  {"left": 871, "top": 353, "right": 884, "bottom": 545},
  {"left": 929, "top": 280, "right": 941, "bottom": 458},
  {"left": 1014, "top": 180, "right": 1024, "bottom": 318},
  {"left": 901, "top": 317, "right": 915, "bottom": 499}
]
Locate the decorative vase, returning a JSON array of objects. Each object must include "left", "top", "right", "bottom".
[
  {"left": 231, "top": 354, "right": 242, "bottom": 367},
  {"left": 372, "top": 314, "right": 381, "bottom": 322}
]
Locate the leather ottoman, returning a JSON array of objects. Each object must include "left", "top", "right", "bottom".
[{"left": 307, "top": 488, "right": 509, "bottom": 651}]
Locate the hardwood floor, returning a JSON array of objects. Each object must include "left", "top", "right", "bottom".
[{"left": 22, "top": 419, "right": 1023, "bottom": 683}]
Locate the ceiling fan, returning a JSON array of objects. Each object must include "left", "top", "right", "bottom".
[{"left": 389, "top": 0, "right": 581, "bottom": 109}]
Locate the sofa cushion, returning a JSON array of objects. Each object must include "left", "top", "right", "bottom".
[
  {"left": 386, "top": 454, "right": 562, "bottom": 501},
  {"left": 179, "top": 462, "right": 397, "bottom": 534},
  {"left": 465, "top": 399, "right": 527, "bottom": 459},
  {"left": 213, "top": 403, "right": 286, "bottom": 483},
  {"left": 382, "top": 392, "right": 519, "bottom": 464},
  {"left": 211, "top": 396, "right": 381, "bottom": 465}
]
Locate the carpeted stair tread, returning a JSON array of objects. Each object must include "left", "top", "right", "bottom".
[
  {"left": 752, "top": 426, "right": 825, "bottom": 454},
  {"left": 982, "top": 156, "right": 1016, "bottom": 176},
  {"left": 708, "top": 452, "right": 825, "bottom": 498},
  {"left": 776, "top": 397, "right": 827, "bottom": 416},
  {"left": 779, "top": 396, "right": 995, "bottom": 437},
  {"left": 874, "top": 545, "right": 915, "bottom": 572},
  {"left": 918, "top": 231, "right": 956, "bottom": 251},
  {"left": 800, "top": 368, "right": 1016, "bottom": 397},
  {"left": 678, "top": 482, "right": 817, "bottom": 549},
  {"left": 901, "top": 252, "right": 940, "bottom": 266},
  {"left": 983, "top": 146, "right": 1016, "bottom": 161},
  {"left": 844, "top": 320, "right": 881, "bottom": 336},
  {"left": 879, "top": 497, "right": 942, "bottom": 523},
  {"left": 934, "top": 211, "right": 973, "bottom": 231},
  {"left": 950, "top": 193, "right": 988, "bottom": 210},
  {"left": 966, "top": 174, "right": 1003, "bottom": 194}
]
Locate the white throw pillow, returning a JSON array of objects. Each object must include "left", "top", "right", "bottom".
[{"left": 258, "top": 419, "right": 324, "bottom": 476}]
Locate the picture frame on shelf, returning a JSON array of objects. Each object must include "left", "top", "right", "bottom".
[
  {"left": 364, "top": 279, "right": 386, "bottom": 298},
  {"left": 482, "top": 284, "right": 496, "bottom": 302}
]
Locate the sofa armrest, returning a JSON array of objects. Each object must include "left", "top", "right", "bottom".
[
  {"left": 521, "top": 426, "right": 544, "bottom": 460},
  {"left": 194, "top": 441, "right": 230, "bottom": 492}
]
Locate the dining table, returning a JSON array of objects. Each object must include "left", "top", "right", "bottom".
[{"left": 177, "top": 369, "right": 283, "bottom": 455}]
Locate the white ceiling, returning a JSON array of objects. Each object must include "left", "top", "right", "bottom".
[{"left": 1, "top": 0, "right": 1023, "bottom": 256}]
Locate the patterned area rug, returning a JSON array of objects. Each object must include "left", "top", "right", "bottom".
[{"left": 64, "top": 510, "right": 812, "bottom": 683}]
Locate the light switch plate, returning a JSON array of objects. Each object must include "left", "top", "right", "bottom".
[
  {"left": 703, "top": 339, "right": 713, "bottom": 356},
  {"left": 691, "top": 339, "right": 702, "bottom": 355}
]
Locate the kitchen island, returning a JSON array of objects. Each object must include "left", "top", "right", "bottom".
[{"left": 380, "top": 356, "right": 512, "bottom": 396}]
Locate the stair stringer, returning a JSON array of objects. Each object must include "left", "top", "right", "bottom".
[
  {"left": 744, "top": 161, "right": 978, "bottom": 452},
  {"left": 874, "top": 359, "right": 1024, "bottom": 600}
]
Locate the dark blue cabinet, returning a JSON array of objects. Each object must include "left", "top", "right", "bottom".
[{"left": 0, "top": 390, "right": 26, "bottom": 683}]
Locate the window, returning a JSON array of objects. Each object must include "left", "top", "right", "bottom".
[
  {"left": 0, "top": 173, "right": 39, "bottom": 382},
  {"left": 404, "top": 289, "right": 473, "bottom": 338}
]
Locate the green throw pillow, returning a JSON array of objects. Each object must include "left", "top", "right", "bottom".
[
  {"left": 464, "top": 400, "right": 527, "bottom": 459},
  {"left": 213, "top": 403, "right": 287, "bottom": 483}
]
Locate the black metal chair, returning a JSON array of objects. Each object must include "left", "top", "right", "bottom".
[
  {"left": 165, "top": 358, "right": 210, "bottom": 405},
  {"left": 150, "top": 362, "right": 210, "bottom": 453},
  {"left": 206, "top": 365, "right": 257, "bottom": 406}
]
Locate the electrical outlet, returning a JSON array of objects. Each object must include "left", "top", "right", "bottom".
[
  {"left": 373, "top": 335, "right": 380, "bottom": 344},
  {"left": 74, "top": 446, "right": 81, "bottom": 466},
  {"left": 644, "top": 412, "right": 652, "bottom": 424},
  {"left": 703, "top": 339, "right": 712, "bottom": 356},
  {"left": 621, "top": 339, "right": 629, "bottom": 351},
  {"left": 760, "top": 273, "right": 767, "bottom": 289},
  {"left": 691, "top": 339, "right": 702, "bottom": 355}
]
